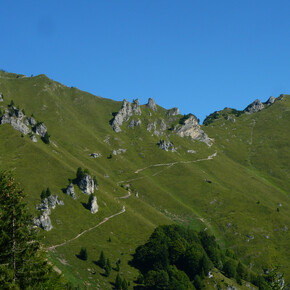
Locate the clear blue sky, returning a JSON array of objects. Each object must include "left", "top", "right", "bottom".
[{"left": 1, "top": 0, "right": 290, "bottom": 121}]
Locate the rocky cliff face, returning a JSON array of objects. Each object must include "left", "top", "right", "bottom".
[
  {"left": 167, "top": 107, "right": 180, "bottom": 116},
  {"left": 158, "top": 140, "right": 176, "bottom": 152},
  {"left": 175, "top": 115, "right": 212, "bottom": 146},
  {"left": 34, "top": 122, "right": 47, "bottom": 137},
  {"left": 78, "top": 174, "right": 95, "bottom": 195},
  {"left": 111, "top": 99, "right": 133, "bottom": 132}
]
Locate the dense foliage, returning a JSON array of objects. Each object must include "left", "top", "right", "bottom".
[{"left": 132, "top": 225, "right": 263, "bottom": 289}]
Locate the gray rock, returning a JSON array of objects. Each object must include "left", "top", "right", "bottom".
[
  {"left": 78, "top": 174, "right": 95, "bottom": 195},
  {"left": 227, "top": 286, "right": 237, "bottom": 290},
  {"left": 175, "top": 115, "right": 212, "bottom": 146},
  {"left": 146, "top": 98, "right": 157, "bottom": 111},
  {"left": 29, "top": 116, "right": 36, "bottom": 126},
  {"left": 0, "top": 113, "right": 31, "bottom": 135},
  {"left": 158, "top": 140, "right": 176, "bottom": 152},
  {"left": 226, "top": 115, "right": 236, "bottom": 122},
  {"left": 30, "top": 134, "right": 37, "bottom": 142},
  {"left": 65, "top": 183, "right": 77, "bottom": 199},
  {"left": 14, "top": 109, "right": 24, "bottom": 120},
  {"left": 0, "top": 93, "right": 3, "bottom": 102},
  {"left": 34, "top": 209, "right": 53, "bottom": 231},
  {"left": 89, "top": 195, "right": 99, "bottom": 214},
  {"left": 266, "top": 96, "right": 276, "bottom": 105},
  {"left": 128, "top": 119, "right": 141, "bottom": 128},
  {"left": 24, "top": 118, "right": 30, "bottom": 126},
  {"left": 112, "top": 148, "right": 127, "bottom": 155},
  {"left": 36, "top": 198, "right": 49, "bottom": 211},
  {"left": 90, "top": 153, "right": 101, "bottom": 158},
  {"left": 147, "top": 121, "right": 157, "bottom": 132},
  {"left": 167, "top": 107, "right": 180, "bottom": 116},
  {"left": 34, "top": 122, "right": 47, "bottom": 137},
  {"left": 244, "top": 99, "right": 264, "bottom": 114},
  {"left": 160, "top": 119, "right": 167, "bottom": 131},
  {"left": 111, "top": 99, "right": 133, "bottom": 132},
  {"left": 132, "top": 99, "right": 141, "bottom": 115},
  {"left": 47, "top": 194, "right": 64, "bottom": 209},
  {"left": 0, "top": 112, "right": 11, "bottom": 125},
  {"left": 187, "top": 149, "right": 196, "bottom": 154}
]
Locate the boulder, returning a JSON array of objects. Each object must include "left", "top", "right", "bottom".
[
  {"left": 132, "top": 99, "right": 141, "bottom": 115},
  {"left": 65, "top": 183, "right": 77, "bottom": 199},
  {"left": 266, "top": 96, "right": 276, "bottom": 105},
  {"left": 34, "top": 122, "right": 47, "bottom": 137},
  {"left": 47, "top": 194, "right": 64, "bottom": 209},
  {"left": 30, "top": 134, "right": 37, "bottom": 142},
  {"left": 29, "top": 116, "right": 36, "bottom": 126},
  {"left": 90, "top": 153, "right": 101, "bottom": 158},
  {"left": 146, "top": 98, "right": 157, "bottom": 111},
  {"left": 14, "top": 109, "right": 24, "bottom": 120},
  {"left": 89, "top": 195, "right": 99, "bottom": 214},
  {"left": 78, "top": 174, "right": 95, "bottom": 195},
  {"left": 167, "top": 107, "right": 180, "bottom": 116},
  {"left": 158, "top": 140, "right": 176, "bottom": 152},
  {"left": 244, "top": 99, "right": 264, "bottom": 114},
  {"left": 128, "top": 119, "right": 141, "bottom": 128}
]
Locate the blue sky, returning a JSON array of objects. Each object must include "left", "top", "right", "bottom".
[{"left": 1, "top": 0, "right": 290, "bottom": 121}]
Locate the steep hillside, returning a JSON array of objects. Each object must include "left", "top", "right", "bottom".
[{"left": 0, "top": 71, "right": 289, "bottom": 288}]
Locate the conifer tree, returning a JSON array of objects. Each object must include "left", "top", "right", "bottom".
[
  {"left": 115, "top": 273, "right": 122, "bottom": 290},
  {"left": 0, "top": 171, "right": 61, "bottom": 288},
  {"left": 99, "top": 250, "right": 106, "bottom": 268},
  {"left": 104, "top": 258, "right": 111, "bottom": 277}
]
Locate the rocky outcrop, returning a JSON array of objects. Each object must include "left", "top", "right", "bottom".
[
  {"left": 111, "top": 99, "right": 133, "bottom": 132},
  {"left": 160, "top": 119, "right": 167, "bottom": 131},
  {"left": 89, "top": 195, "right": 99, "bottom": 214},
  {"left": 146, "top": 98, "right": 157, "bottom": 111},
  {"left": 34, "top": 122, "right": 47, "bottom": 137},
  {"left": 33, "top": 209, "right": 52, "bottom": 231},
  {"left": 147, "top": 121, "right": 157, "bottom": 132},
  {"left": 128, "top": 119, "right": 141, "bottom": 128},
  {"left": 266, "top": 96, "right": 276, "bottom": 105},
  {"left": 158, "top": 140, "right": 176, "bottom": 152},
  {"left": 167, "top": 107, "right": 180, "bottom": 116},
  {"left": 0, "top": 93, "right": 3, "bottom": 102},
  {"left": 0, "top": 112, "right": 31, "bottom": 135},
  {"left": 65, "top": 183, "right": 77, "bottom": 199},
  {"left": 132, "top": 99, "right": 141, "bottom": 115},
  {"left": 225, "top": 115, "right": 236, "bottom": 122},
  {"left": 112, "top": 148, "right": 127, "bottom": 155},
  {"left": 175, "top": 115, "right": 212, "bottom": 146},
  {"left": 244, "top": 99, "right": 264, "bottom": 114},
  {"left": 78, "top": 174, "right": 95, "bottom": 195},
  {"left": 34, "top": 195, "right": 63, "bottom": 231}
]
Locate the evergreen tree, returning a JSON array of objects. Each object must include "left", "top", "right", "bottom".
[
  {"left": 99, "top": 250, "right": 106, "bottom": 268},
  {"left": 41, "top": 132, "right": 50, "bottom": 144},
  {"left": 0, "top": 171, "right": 62, "bottom": 288},
  {"left": 78, "top": 248, "right": 88, "bottom": 261},
  {"left": 41, "top": 189, "right": 46, "bottom": 200},
  {"left": 115, "top": 273, "right": 122, "bottom": 290},
  {"left": 104, "top": 258, "right": 111, "bottom": 277}
]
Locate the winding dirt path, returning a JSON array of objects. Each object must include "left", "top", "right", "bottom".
[
  {"left": 47, "top": 206, "right": 126, "bottom": 251},
  {"left": 135, "top": 152, "right": 217, "bottom": 174}
]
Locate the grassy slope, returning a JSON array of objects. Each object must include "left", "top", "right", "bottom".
[{"left": 0, "top": 71, "right": 289, "bottom": 288}]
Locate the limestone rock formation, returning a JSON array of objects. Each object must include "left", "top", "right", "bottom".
[
  {"left": 0, "top": 112, "right": 31, "bottom": 135},
  {"left": 167, "top": 107, "right": 180, "bottom": 116},
  {"left": 78, "top": 174, "right": 95, "bottom": 195},
  {"left": 111, "top": 99, "right": 133, "bottom": 132},
  {"left": 226, "top": 115, "right": 236, "bottom": 122},
  {"left": 175, "top": 115, "right": 212, "bottom": 146},
  {"left": 244, "top": 99, "right": 264, "bottom": 114},
  {"left": 132, "top": 99, "right": 141, "bottom": 115},
  {"left": 33, "top": 209, "right": 52, "bottom": 231},
  {"left": 146, "top": 98, "right": 157, "bottom": 111},
  {"left": 160, "top": 119, "right": 167, "bottom": 131},
  {"left": 147, "top": 121, "right": 157, "bottom": 132},
  {"left": 158, "top": 140, "right": 176, "bottom": 152},
  {"left": 65, "top": 183, "right": 77, "bottom": 199},
  {"left": 128, "top": 119, "right": 141, "bottom": 128},
  {"left": 34, "top": 122, "right": 47, "bottom": 137},
  {"left": 89, "top": 195, "right": 99, "bottom": 214},
  {"left": 266, "top": 96, "right": 276, "bottom": 105}
]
